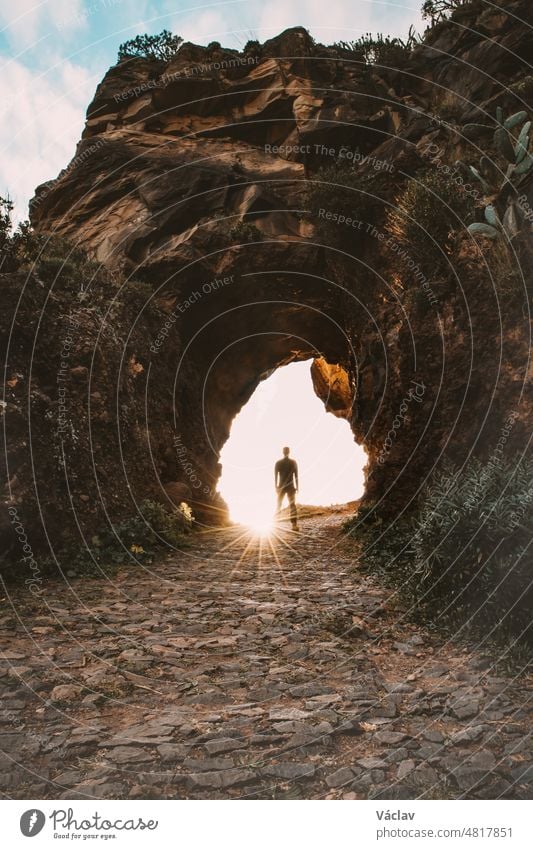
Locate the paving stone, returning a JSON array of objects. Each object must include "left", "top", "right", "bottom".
[
  {"left": 106, "top": 746, "right": 153, "bottom": 764},
  {"left": 452, "top": 766, "right": 491, "bottom": 790},
  {"left": 511, "top": 764, "right": 533, "bottom": 784},
  {"left": 411, "top": 766, "right": 439, "bottom": 786},
  {"left": 269, "top": 708, "right": 310, "bottom": 721},
  {"left": 52, "top": 770, "right": 82, "bottom": 787},
  {"left": 248, "top": 686, "right": 282, "bottom": 701},
  {"left": 186, "top": 769, "right": 255, "bottom": 789},
  {"left": 375, "top": 731, "right": 409, "bottom": 745},
  {"left": 450, "top": 726, "right": 486, "bottom": 744},
  {"left": 157, "top": 744, "right": 190, "bottom": 762},
  {"left": 357, "top": 757, "right": 388, "bottom": 770},
  {"left": 422, "top": 730, "right": 445, "bottom": 743},
  {"left": 50, "top": 685, "right": 82, "bottom": 702},
  {"left": 289, "top": 683, "right": 335, "bottom": 698},
  {"left": 397, "top": 760, "right": 416, "bottom": 779},
  {"left": 385, "top": 747, "right": 409, "bottom": 764},
  {"left": 418, "top": 744, "right": 442, "bottom": 760},
  {"left": 204, "top": 738, "right": 248, "bottom": 755},
  {"left": 385, "top": 683, "right": 414, "bottom": 694},
  {"left": 450, "top": 697, "right": 480, "bottom": 720},
  {"left": 326, "top": 767, "right": 354, "bottom": 787},
  {"left": 470, "top": 751, "right": 496, "bottom": 770},
  {"left": 183, "top": 757, "right": 236, "bottom": 772},
  {"left": 262, "top": 763, "right": 316, "bottom": 780}
]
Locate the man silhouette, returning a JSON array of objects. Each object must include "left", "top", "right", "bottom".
[{"left": 275, "top": 446, "right": 299, "bottom": 530}]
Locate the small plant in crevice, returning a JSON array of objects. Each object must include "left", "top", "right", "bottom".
[
  {"left": 510, "top": 75, "right": 533, "bottom": 109},
  {"left": 229, "top": 220, "right": 263, "bottom": 244}
]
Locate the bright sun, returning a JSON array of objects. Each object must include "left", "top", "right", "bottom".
[
  {"left": 246, "top": 515, "right": 275, "bottom": 536},
  {"left": 218, "top": 360, "right": 366, "bottom": 530}
]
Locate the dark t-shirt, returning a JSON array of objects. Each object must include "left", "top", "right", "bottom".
[{"left": 275, "top": 457, "right": 298, "bottom": 489}]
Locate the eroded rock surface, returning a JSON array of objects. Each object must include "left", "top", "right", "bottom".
[{"left": 1, "top": 10, "right": 532, "bottom": 554}]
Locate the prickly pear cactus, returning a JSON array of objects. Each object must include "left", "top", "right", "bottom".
[{"left": 462, "top": 108, "right": 533, "bottom": 240}]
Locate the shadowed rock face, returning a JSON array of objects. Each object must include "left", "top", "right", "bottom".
[{"left": 6, "top": 10, "right": 530, "bottom": 546}]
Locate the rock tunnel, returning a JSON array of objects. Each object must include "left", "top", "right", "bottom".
[{"left": 157, "top": 285, "right": 360, "bottom": 522}]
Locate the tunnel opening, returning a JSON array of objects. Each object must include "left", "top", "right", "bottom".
[{"left": 218, "top": 359, "right": 367, "bottom": 533}]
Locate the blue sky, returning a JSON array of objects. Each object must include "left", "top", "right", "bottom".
[{"left": 0, "top": 0, "right": 423, "bottom": 220}]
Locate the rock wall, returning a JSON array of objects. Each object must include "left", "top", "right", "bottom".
[{"left": 2, "top": 3, "right": 532, "bottom": 564}]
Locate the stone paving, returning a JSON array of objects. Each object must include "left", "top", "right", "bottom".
[{"left": 1, "top": 512, "right": 532, "bottom": 799}]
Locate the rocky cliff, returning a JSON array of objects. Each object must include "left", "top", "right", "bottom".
[{"left": 2, "top": 1, "right": 532, "bottom": 567}]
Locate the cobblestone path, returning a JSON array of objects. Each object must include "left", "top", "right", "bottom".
[{"left": 1, "top": 513, "right": 531, "bottom": 799}]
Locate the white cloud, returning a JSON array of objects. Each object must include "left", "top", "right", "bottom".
[
  {"left": 50, "top": 0, "right": 90, "bottom": 35},
  {"left": 176, "top": 0, "right": 422, "bottom": 48},
  {"left": 176, "top": 9, "right": 230, "bottom": 45},
  {"left": 256, "top": 0, "right": 423, "bottom": 44},
  {"left": 0, "top": 57, "right": 96, "bottom": 221},
  {"left": 0, "top": 0, "right": 87, "bottom": 49}
]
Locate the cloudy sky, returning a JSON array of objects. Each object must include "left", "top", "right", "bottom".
[{"left": 0, "top": 0, "right": 423, "bottom": 220}]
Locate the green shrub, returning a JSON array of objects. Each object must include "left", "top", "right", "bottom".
[
  {"left": 387, "top": 169, "right": 475, "bottom": 272},
  {"left": 422, "top": 0, "right": 476, "bottom": 25},
  {"left": 118, "top": 30, "right": 183, "bottom": 63},
  {"left": 410, "top": 457, "right": 533, "bottom": 631},
  {"left": 349, "top": 454, "right": 533, "bottom": 644},
  {"left": 32, "top": 238, "right": 103, "bottom": 290},
  {"left": 66, "top": 499, "right": 193, "bottom": 575},
  {"left": 243, "top": 39, "right": 261, "bottom": 56},
  {"left": 0, "top": 197, "right": 30, "bottom": 272},
  {"left": 333, "top": 27, "right": 418, "bottom": 68},
  {"left": 96, "top": 498, "right": 193, "bottom": 559},
  {"left": 0, "top": 198, "right": 96, "bottom": 284},
  {"left": 0, "top": 195, "right": 14, "bottom": 264}
]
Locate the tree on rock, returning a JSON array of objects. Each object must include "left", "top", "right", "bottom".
[
  {"left": 117, "top": 30, "right": 183, "bottom": 62},
  {"left": 422, "top": 0, "right": 472, "bottom": 24}
]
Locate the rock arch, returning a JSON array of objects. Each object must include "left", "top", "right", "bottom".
[{"left": 5, "top": 18, "right": 528, "bottom": 554}]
